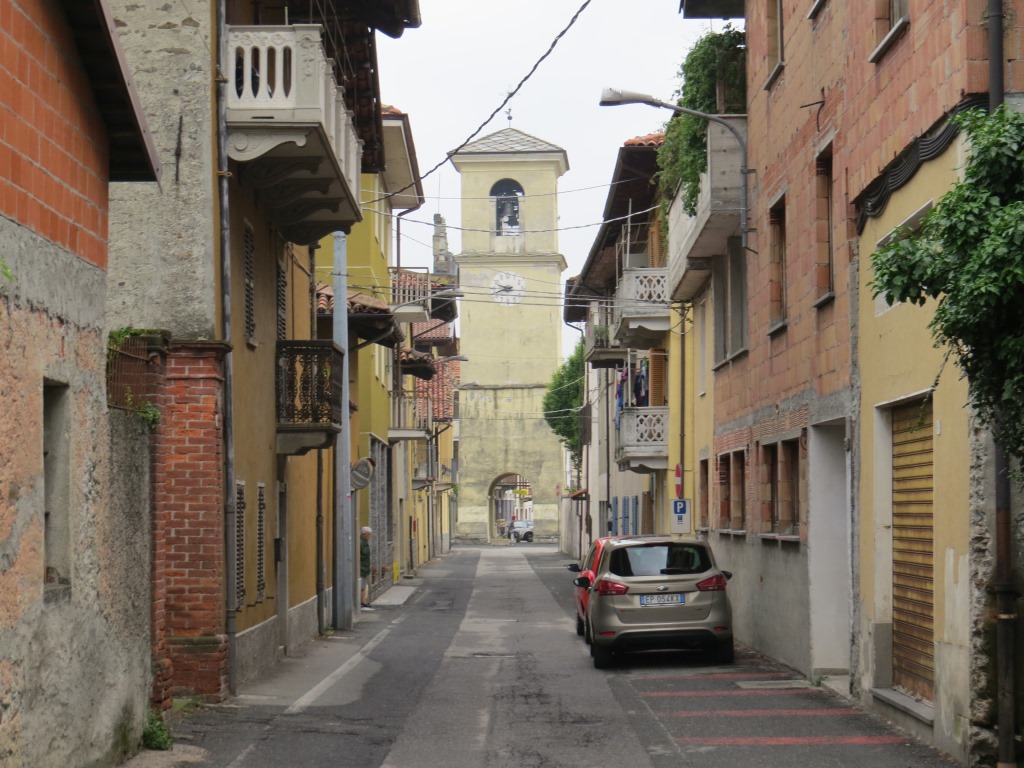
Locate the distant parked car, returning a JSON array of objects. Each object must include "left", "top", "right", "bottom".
[
  {"left": 509, "top": 520, "right": 534, "bottom": 543},
  {"left": 566, "top": 536, "right": 614, "bottom": 642},
  {"left": 573, "top": 535, "right": 734, "bottom": 669}
]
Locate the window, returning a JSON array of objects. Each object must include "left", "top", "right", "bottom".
[
  {"left": 698, "top": 459, "right": 710, "bottom": 529},
  {"left": 43, "top": 381, "right": 71, "bottom": 591},
  {"left": 765, "top": 0, "right": 785, "bottom": 87},
  {"left": 490, "top": 179, "right": 523, "bottom": 236},
  {"left": 243, "top": 221, "right": 256, "bottom": 343},
  {"left": 276, "top": 252, "right": 287, "bottom": 341},
  {"left": 608, "top": 543, "right": 712, "bottom": 577},
  {"left": 765, "top": 436, "right": 802, "bottom": 535},
  {"left": 815, "top": 150, "right": 835, "bottom": 301},
  {"left": 718, "top": 449, "right": 746, "bottom": 530},
  {"left": 235, "top": 482, "right": 246, "bottom": 609},
  {"left": 869, "top": 0, "right": 910, "bottom": 63},
  {"left": 769, "top": 197, "right": 788, "bottom": 330},
  {"left": 256, "top": 483, "right": 266, "bottom": 601},
  {"left": 712, "top": 236, "right": 747, "bottom": 363}
]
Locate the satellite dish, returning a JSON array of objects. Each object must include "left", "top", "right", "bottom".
[{"left": 351, "top": 457, "right": 376, "bottom": 490}]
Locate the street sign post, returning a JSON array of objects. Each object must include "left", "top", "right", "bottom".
[{"left": 670, "top": 499, "right": 691, "bottom": 534}]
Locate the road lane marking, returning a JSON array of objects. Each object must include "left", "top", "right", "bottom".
[
  {"left": 675, "top": 735, "right": 908, "bottom": 746},
  {"left": 284, "top": 625, "right": 393, "bottom": 714}
]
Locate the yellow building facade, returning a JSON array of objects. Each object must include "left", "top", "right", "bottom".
[
  {"left": 452, "top": 129, "right": 567, "bottom": 542},
  {"left": 856, "top": 139, "right": 973, "bottom": 755}
]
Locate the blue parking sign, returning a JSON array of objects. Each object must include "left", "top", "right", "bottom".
[{"left": 670, "top": 499, "right": 690, "bottom": 534}]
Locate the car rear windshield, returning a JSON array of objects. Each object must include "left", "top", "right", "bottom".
[{"left": 607, "top": 544, "right": 711, "bottom": 577}]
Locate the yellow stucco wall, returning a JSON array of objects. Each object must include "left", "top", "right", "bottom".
[
  {"left": 857, "top": 138, "right": 971, "bottom": 709},
  {"left": 666, "top": 305, "right": 694, "bottom": 533}
]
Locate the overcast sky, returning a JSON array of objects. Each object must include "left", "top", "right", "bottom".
[{"left": 376, "top": 2, "right": 731, "bottom": 354}]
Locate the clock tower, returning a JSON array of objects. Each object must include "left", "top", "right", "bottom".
[{"left": 451, "top": 128, "right": 568, "bottom": 543}]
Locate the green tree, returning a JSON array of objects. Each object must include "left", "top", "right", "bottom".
[
  {"left": 543, "top": 339, "right": 584, "bottom": 480},
  {"left": 657, "top": 25, "right": 746, "bottom": 217},
  {"left": 871, "top": 104, "right": 1024, "bottom": 463}
]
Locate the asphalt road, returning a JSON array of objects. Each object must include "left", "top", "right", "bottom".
[{"left": 128, "top": 544, "right": 960, "bottom": 768}]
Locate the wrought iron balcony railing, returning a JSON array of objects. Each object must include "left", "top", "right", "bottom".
[{"left": 276, "top": 340, "right": 343, "bottom": 455}]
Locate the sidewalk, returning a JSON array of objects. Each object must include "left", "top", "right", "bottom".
[{"left": 122, "top": 580, "right": 423, "bottom": 768}]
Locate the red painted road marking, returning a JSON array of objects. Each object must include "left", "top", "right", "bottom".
[
  {"left": 632, "top": 671, "right": 795, "bottom": 682},
  {"left": 667, "top": 708, "right": 853, "bottom": 717},
  {"left": 645, "top": 688, "right": 823, "bottom": 697},
  {"left": 675, "top": 735, "right": 908, "bottom": 746}
]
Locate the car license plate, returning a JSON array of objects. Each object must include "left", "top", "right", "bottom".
[{"left": 640, "top": 593, "right": 684, "bottom": 606}]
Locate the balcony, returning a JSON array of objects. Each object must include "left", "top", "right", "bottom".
[
  {"left": 225, "top": 25, "right": 362, "bottom": 245},
  {"left": 615, "top": 406, "right": 669, "bottom": 473},
  {"left": 583, "top": 302, "right": 626, "bottom": 368},
  {"left": 614, "top": 268, "right": 670, "bottom": 349},
  {"left": 667, "top": 117, "right": 746, "bottom": 301},
  {"left": 389, "top": 391, "right": 432, "bottom": 442},
  {"left": 276, "top": 340, "right": 343, "bottom": 455},
  {"left": 390, "top": 267, "right": 459, "bottom": 324}
]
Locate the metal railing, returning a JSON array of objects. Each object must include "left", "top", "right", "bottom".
[{"left": 275, "top": 340, "right": 343, "bottom": 426}]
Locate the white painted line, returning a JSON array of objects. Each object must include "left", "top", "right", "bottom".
[{"left": 284, "top": 625, "right": 393, "bottom": 714}]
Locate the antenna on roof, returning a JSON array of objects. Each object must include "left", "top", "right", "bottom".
[{"left": 505, "top": 108, "right": 513, "bottom": 127}]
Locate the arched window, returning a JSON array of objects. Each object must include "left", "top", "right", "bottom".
[{"left": 490, "top": 179, "right": 524, "bottom": 236}]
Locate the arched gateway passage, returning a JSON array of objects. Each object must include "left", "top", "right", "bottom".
[{"left": 490, "top": 473, "right": 532, "bottom": 540}]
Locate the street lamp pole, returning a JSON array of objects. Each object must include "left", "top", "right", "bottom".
[{"left": 599, "top": 87, "right": 749, "bottom": 252}]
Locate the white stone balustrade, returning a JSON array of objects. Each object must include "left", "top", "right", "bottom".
[{"left": 613, "top": 268, "right": 670, "bottom": 349}]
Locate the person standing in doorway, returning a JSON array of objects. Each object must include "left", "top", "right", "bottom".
[{"left": 360, "top": 526, "right": 373, "bottom": 610}]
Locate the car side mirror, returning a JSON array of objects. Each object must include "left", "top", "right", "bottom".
[
  {"left": 723, "top": 570, "right": 733, "bottom": 581},
  {"left": 566, "top": 563, "right": 581, "bottom": 573},
  {"left": 573, "top": 576, "right": 591, "bottom": 589}
]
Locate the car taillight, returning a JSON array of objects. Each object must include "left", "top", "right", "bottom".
[
  {"left": 594, "top": 579, "right": 629, "bottom": 596},
  {"left": 696, "top": 574, "right": 728, "bottom": 591}
]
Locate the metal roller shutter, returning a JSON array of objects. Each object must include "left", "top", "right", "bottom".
[{"left": 891, "top": 400, "right": 935, "bottom": 702}]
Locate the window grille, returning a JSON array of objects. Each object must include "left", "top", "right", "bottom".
[
  {"left": 256, "top": 483, "right": 266, "bottom": 600},
  {"left": 244, "top": 222, "right": 256, "bottom": 341}
]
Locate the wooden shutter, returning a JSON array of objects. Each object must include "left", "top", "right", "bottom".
[
  {"left": 648, "top": 349, "right": 667, "bottom": 406},
  {"left": 641, "top": 491, "right": 654, "bottom": 534},
  {"left": 891, "top": 400, "right": 935, "bottom": 702}
]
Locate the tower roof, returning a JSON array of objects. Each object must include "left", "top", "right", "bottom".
[{"left": 450, "top": 128, "right": 569, "bottom": 173}]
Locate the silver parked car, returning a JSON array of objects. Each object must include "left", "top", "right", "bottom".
[{"left": 573, "top": 535, "right": 734, "bottom": 669}]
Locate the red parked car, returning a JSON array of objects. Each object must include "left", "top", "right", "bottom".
[{"left": 566, "top": 536, "right": 614, "bottom": 643}]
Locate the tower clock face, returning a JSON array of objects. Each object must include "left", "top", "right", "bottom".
[{"left": 490, "top": 271, "right": 526, "bottom": 305}]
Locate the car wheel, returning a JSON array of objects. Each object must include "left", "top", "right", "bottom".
[
  {"left": 524, "top": 532, "right": 533, "bottom": 543},
  {"left": 592, "top": 642, "right": 614, "bottom": 669},
  {"left": 713, "top": 637, "right": 735, "bottom": 665},
  {"left": 583, "top": 616, "right": 592, "bottom": 645},
  {"left": 513, "top": 533, "right": 520, "bottom": 543},
  {"left": 575, "top": 613, "right": 585, "bottom": 637}
]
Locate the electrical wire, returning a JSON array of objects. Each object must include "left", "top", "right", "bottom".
[{"left": 368, "top": 0, "right": 594, "bottom": 206}]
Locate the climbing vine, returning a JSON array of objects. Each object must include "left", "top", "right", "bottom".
[
  {"left": 871, "top": 105, "right": 1024, "bottom": 463},
  {"left": 656, "top": 25, "right": 746, "bottom": 218}
]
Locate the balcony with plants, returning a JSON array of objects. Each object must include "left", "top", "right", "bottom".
[
  {"left": 659, "top": 27, "right": 747, "bottom": 302},
  {"left": 584, "top": 300, "right": 626, "bottom": 368}
]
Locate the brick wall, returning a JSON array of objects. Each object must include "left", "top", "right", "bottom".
[
  {"left": 152, "top": 342, "right": 230, "bottom": 701},
  {"left": 0, "top": 0, "right": 109, "bottom": 267}
]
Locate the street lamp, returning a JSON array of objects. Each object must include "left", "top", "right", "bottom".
[
  {"left": 437, "top": 355, "right": 468, "bottom": 364},
  {"left": 599, "top": 87, "right": 749, "bottom": 251}
]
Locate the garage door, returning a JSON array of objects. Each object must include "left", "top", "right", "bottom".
[{"left": 891, "top": 400, "right": 935, "bottom": 702}]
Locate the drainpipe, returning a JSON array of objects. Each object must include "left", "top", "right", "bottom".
[
  {"left": 333, "top": 231, "right": 355, "bottom": 630},
  {"left": 215, "top": 0, "right": 238, "bottom": 695},
  {"left": 988, "top": 4, "right": 1016, "bottom": 766}
]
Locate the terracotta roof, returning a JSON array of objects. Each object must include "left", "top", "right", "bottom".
[
  {"left": 399, "top": 347, "right": 437, "bottom": 380},
  {"left": 416, "top": 360, "right": 458, "bottom": 420},
  {"left": 624, "top": 132, "right": 665, "bottom": 147},
  {"left": 381, "top": 104, "right": 404, "bottom": 116}
]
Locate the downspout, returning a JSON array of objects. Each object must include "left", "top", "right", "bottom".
[
  {"left": 333, "top": 231, "right": 355, "bottom": 630},
  {"left": 988, "top": 4, "right": 1016, "bottom": 766},
  {"left": 215, "top": 0, "right": 238, "bottom": 695}
]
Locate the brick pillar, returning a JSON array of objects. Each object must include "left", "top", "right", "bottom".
[{"left": 151, "top": 341, "right": 230, "bottom": 702}]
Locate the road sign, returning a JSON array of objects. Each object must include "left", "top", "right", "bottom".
[
  {"left": 674, "top": 463, "right": 682, "bottom": 498},
  {"left": 670, "top": 499, "right": 691, "bottom": 534}
]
